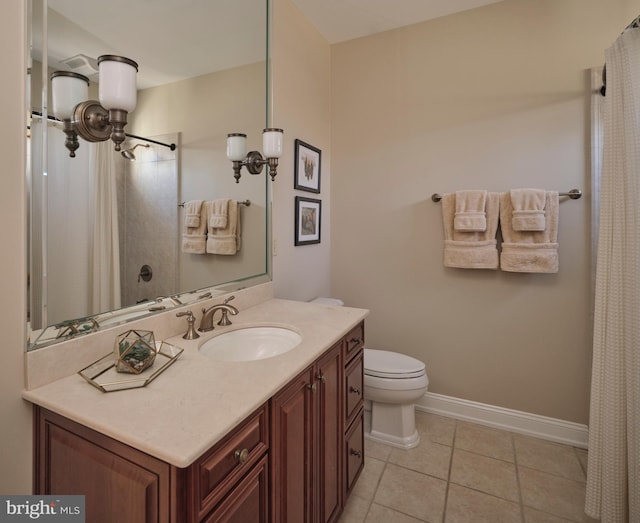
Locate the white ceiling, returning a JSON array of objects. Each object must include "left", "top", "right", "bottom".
[
  {"left": 292, "top": 0, "right": 505, "bottom": 43},
  {"left": 41, "top": 0, "right": 504, "bottom": 89}
]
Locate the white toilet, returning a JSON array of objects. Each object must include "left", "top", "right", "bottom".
[{"left": 310, "top": 298, "right": 429, "bottom": 449}]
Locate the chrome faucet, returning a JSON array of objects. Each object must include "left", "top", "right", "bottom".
[{"left": 198, "top": 296, "right": 239, "bottom": 332}]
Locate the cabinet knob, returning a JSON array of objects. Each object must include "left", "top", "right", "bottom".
[
  {"left": 308, "top": 382, "right": 317, "bottom": 392},
  {"left": 316, "top": 373, "right": 326, "bottom": 383},
  {"left": 349, "top": 386, "right": 361, "bottom": 395},
  {"left": 350, "top": 449, "right": 362, "bottom": 458},
  {"left": 234, "top": 448, "right": 249, "bottom": 464},
  {"left": 350, "top": 337, "right": 362, "bottom": 346}
]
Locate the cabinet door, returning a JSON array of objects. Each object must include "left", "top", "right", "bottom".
[
  {"left": 271, "top": 367, "right": 315, "bottom": 523},
  {"left": 35, "top": 408, "right": 172, "bottom": 523},
  {"left": 316, "top": 342, "right": 343, "bottom": 523}
]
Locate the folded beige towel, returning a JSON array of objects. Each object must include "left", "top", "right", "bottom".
[
  {"left": 500, "top": 191, "right": 559, "bottom": 273},
  {"left": 442, "top": 192, "right": 499, "bottom": 269},
  {"left": 454, "top": 190, "right": 487, "bottom": 232},
  {"left": 208, "top": 199, "right": 230, "bottom": 229},
  {"left": 184, "top": 200, "right": 204, "bottom": 228},
  {"left": 181, "top": 201, "right": 207, "bottom": 254},
  {"left": 206, "top": 200, "right": 241, "bottom": 255},
  {"left": 510, "top": 188, "right": 546, "bottom": 231}
]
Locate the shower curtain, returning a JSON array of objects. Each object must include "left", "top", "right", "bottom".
[
  {"left": 586, "top": 27, "right": 640, "bottom": 522},
  {"left": 89, "top": 141, "right": 122, "bottom": 313}
]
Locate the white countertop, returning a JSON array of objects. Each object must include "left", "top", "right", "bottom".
[{"left": 23, "top": 298, "right": 368, "bottom": 468}]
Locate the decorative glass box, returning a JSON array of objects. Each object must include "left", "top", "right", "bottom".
[{"left": 115, "top": 329, "right": 156, "bottom": 374}]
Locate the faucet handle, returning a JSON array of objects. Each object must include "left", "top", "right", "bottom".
[
  {"left": 176, "top": 311, "right": 200, "bottom": 340},
  {"left": 217, "top": 308, "right": 233, "bottom": 327},
  {"left": 217, "top": 296, "right": 236, "bottom": 327}
]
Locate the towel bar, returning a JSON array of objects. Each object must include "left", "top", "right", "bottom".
[
  {"left": 178, "top": 200, "right": 251, "bottom": 207},
  {"left": 430, "top": 189, "right": 582, "bottom": 203}
]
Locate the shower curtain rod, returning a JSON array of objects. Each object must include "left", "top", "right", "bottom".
[
  {"left": 599, "top": 14, "right": 640, "bottom": 96},
  {"left": 30, "top": 111, "right": 176, "bottom": 150},
  {"left": 430, "top": 189, "right": 582, "bottom": 203},
  {"left": 125, "top": 133, "right": 176, "bottom": 151}
]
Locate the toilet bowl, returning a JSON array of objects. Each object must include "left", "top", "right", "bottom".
[
  {"left": 310, "top": 298, "right": 429, "bottom": 449},
  {"left": 364, "top": 349, "right": 428, "bottom": 449}
]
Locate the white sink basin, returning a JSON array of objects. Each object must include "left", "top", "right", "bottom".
[{"left": 199, "top": 326, "right": 302, "bottom": 362}]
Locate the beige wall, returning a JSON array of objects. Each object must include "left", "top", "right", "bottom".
[
  {"left": 0, "top": 2, "right": 31, "bottom": 493},
  {"left": 271, "top": 0, "right": 332, "bottom": 300},
  {"left": 330, "top": 0, "right": 640, "bottom": 424}
]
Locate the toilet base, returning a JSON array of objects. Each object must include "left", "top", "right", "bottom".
[{"left": 364, "top": 401, "right": 420, "bottom": 449}]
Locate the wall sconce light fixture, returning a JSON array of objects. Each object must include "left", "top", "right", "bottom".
[
  {"left": 50, "top": 55, "right": 138, "bottom": 157},
  {"left": 227, "top": 128, "right": 284, "bottom": 183},
  {"left": 50, "top": 71, "right": 89, "bottom": 158}
]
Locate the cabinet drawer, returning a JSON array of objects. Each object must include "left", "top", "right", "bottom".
[
  {"left": 202, "top": 455, "right": 269, "bottom": 523},
  {"left": 344, "top": 354, "right": 363, "bottom": 428},
  {"left": 193, "top": 404, "right": 269, "bottom": 519},
  {"left": 344, "top": 322, "right": 365, "bottom": 364},
  {"left": 344, "top": 412, "right": 364, "bottom": 497}
]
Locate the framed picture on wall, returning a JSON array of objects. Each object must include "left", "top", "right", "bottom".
[
  {"left": 295, "top": 196, "right": 321, "bottom": 246},
  {"left": 294, "top": 139, "right": 321, "bottom": 193}
]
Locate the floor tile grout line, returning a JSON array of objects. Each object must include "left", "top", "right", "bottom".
[
  {"left": 363, "top": 458, "right": 389, "bottom": 522},
  {"left": 440, "top": 419, "right": 458, "bottom": 523},
  {"left": 512, "top": 431, "right": 527, "bottom": 523}
]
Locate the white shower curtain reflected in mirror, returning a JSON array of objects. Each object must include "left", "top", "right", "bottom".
[
  {"left": 89, "top": 141, "right": 121, "bottom": 313},
  {"left": 29, "top": 122, "right": 121, "bottom": 330},
  {"left": 586, "top": 27, "right": 640, "bottom": 523}
]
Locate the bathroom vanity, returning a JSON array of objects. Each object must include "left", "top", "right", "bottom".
[{"left": 25, "top": 295, "right": 367, "bottom": 523}]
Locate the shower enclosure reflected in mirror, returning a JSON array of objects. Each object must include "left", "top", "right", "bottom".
[{"left": 27, "top": 0, "right": 270, "bottom": 349}]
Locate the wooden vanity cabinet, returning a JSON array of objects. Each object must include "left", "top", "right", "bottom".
[
  {"left": 270, "top": 321, "right": 366, "bottom": 523},
  {"left": 34, "top": 407, "right": 179, "bottom": 523},
  {"left": 270, "top": 340, "right": 342, "bottom": 523},
  {"left": 34, "top": 404, "right": 269, "bottom": 523},
  {"left": 34, "top": 321, "right": 366, "bottom": 523}
]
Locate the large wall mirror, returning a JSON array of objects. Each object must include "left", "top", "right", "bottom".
[{"left": 27, "top": 0, "right": 270, "bottom": 350}]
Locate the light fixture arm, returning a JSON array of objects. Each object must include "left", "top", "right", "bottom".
[{"left": 231, "top": 151, "right": 279, "bottom": 183}]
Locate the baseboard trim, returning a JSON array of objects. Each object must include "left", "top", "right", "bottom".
[{"left": 416, "top": 392, "right": 588, "bottom": 449}]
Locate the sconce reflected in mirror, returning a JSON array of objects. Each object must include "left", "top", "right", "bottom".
[
  {"left": 50, "top": 70, "right": 89, "bottom": 158},
  {"left": 227, "top": 128, "right": 284, "bottom": 183},
  {"left": 50, "top": 55, "right": 138, "bottom": 157}
]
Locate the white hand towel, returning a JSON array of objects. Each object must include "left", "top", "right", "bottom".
[
  {"left": 441, "top": 192, "right": 499, "bottom": 269},
  {"left": 500, "top": 191, "right": 559, "bottom": 273},
  {"left": 206, "top": 200, "right": 241, "bottom": 255},
  {"left": 184, "top": 200, "right": 203, "bottom": 228},
  {"left": 208, "top": 199, "right": 230, "bottom": 229},
  {"left": 510, "top": 188, "right": 547, "bottom": 231},
  {"left": 454, "top": 190, "right": 487, "bottom": 232},
  {"left": 181, "top": 201, "right": 207, "bottom": 254}
]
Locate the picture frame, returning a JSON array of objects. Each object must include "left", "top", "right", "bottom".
[
  {"left": 295, "top": 197, "right": 321, "bottom": 246},
  {"left": 294, "top": 139, "right": 321, "bottom": 193}
]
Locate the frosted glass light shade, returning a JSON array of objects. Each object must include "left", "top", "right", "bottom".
[
  {"left": 97, "top": 55, "right": 138, "bottom": 112},
  {"left": 50, "top": 71, "right": 89, "bottom": 120},
  {"left": 227, "top": 133, "right": 247, "bottom": 161},
  {"left": 263, "top": 128, "right": 283, "bottom": 158}
]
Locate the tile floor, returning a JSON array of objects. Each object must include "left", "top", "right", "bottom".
[{"left": 338, "top": 411, "right": 598, "bottom": 523}]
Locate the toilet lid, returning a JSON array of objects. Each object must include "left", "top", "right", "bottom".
[{"left": 364, "top": 349, "right": 426, "bottom": 379}]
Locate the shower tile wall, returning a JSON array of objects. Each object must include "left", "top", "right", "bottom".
[{"left": 119, "top": 133, "right": 179, "bottom": 306}]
